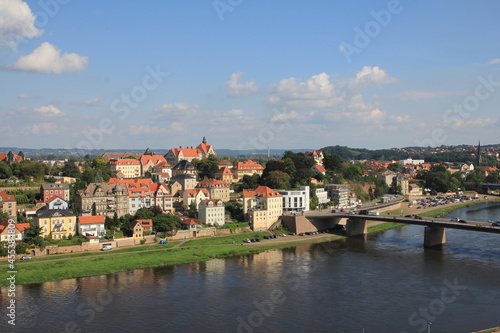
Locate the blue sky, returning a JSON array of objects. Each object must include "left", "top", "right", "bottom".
[{"left": 1, "top": 0, "right": 500, "bottom": 151}]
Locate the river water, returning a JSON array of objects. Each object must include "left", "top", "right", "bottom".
[{"left": 1, "top": 203, "right": 500, "bottom": 333}]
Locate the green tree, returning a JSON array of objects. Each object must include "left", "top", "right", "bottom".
[
  {"left": 322, "top": 152, "right": 344, "bottom": 172},
  {"left": 188, "top": 201, "right": 198, "bottom": 217},
  {"left": 225, "top": 199, "right": 244, "bottom": 221},
  {"left": 192, "top": 155, "right": 219, "bottom": 179},
  {"left": 134, "top": 207, "right": 155, "bottom": 220},
  {"left": 24, "top": 222, "right": 42, "bottom": 243},
  {"left": 0, "top": 162, "right": 13, "bottom": 178},
  {"left": 153, "top": 214, "right": 182, "bottom": 232},
  {"left": 261, "top": 170, "right": 291, "bottom": 189},
  {"left": 387, "top": 162, "right": 404, "bottom": 173}
]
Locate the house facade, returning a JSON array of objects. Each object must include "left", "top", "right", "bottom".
[
  {"left": 0, "top": 191, "right": 17, "bottom": 221},
  {"left": 76, "top": 183, "right": 129, "bottom": 217},
  {"left": 196, "top": 178, "right": 230, "bottom": 202},
  {"left": 233, "top": 160, "right": 264, "bottom": 181},
  {"left": 110, "top": 159, "right": 141, "bottom": 178},
  {"left": 198, "top": 199, "right": 225, "bottom": 225},
  {"left": 305, "top": 150, "right": 324, "bottom": 166},
  {"left": 243, "top": 186, "right": 283, "bottom": 231},
  {"left": 35, "top": 208, "right": 77, "bottom": 239},
  {"left": 278, "top": 186, "right": 310, "bottom": 213},
  {"left": 41, "top": 183, "right": 70, "bottom": 204},
  {"left": 78, "top": 215, "right": 106, "bottom": 238}
]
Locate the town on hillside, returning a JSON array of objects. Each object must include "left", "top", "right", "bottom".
[{"left": 1, "top": 139, "right": 499, "bottom": 257}]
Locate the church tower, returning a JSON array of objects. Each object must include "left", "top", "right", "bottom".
[{"left": 476, "top": 141, "right": 482, "bottom": 166}]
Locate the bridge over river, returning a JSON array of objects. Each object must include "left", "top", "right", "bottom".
[{"left": 290, "top": 212, "right": 500, "bottom": 248}]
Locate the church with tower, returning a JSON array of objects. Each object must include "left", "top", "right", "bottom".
[{"left": 164, "top": 137, "right": 217, "bottom": 165}]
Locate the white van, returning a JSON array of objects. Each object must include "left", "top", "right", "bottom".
[{"left": 101, "top": 244, "right": 112, "bottom": 251}]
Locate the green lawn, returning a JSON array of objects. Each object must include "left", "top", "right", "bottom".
[{"left": 1, "top": 245, "right": 255, "bottom": 286}]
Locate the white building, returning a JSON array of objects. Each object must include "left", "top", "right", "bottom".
[
  {"left": 400, "top": 158, "right": 425, "bottom": 165},
  {"left": 198, "top": 199, "right": 225, "bottom": 226},
  {"left": 278, "top": 186, "right": 310, "bottom": 213},
  {"left": 78, "top": 215, "right": 106, "bottom": 238},
  {"left": 315, "top": 188, "right": 328, "bottom": 205}
]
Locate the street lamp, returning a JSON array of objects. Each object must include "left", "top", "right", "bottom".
[{"left": 427, "top": 322, "right": 432, "bottom": 333}]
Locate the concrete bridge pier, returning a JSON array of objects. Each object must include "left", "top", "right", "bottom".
[
  {"left": 346, "top": 218, "right": 367, "bottom": 237},
  {"left": 424, "top": 226, "right": 446, "bottom": 248}
]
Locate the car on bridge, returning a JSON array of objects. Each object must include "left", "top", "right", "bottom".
[{"left": 492, "top": 221, "right": 500, "bottom": 227}]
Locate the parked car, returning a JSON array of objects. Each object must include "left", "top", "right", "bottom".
[
  {"left": 159, "top": 240, "right": 168, "bottom": 244},
  {"left": 458, "top": 219, "right": 467, "bottom": 223},
  {"left": 451, "top": 217, "right": 459, "bottom": 222},
  {"left": 279, "top": 233, "right": 287, "bottom": 237},
  {"left": 333, "top": 225, "right": 345, "bottom": 230},
  {"left": 492, "top": 221, "right": 500, "bottom": 227},
  {"left": 21, "top": 255, "right": 32, "bottom": 260},
  {"left": 263, "top": 235, "right": 271, "bottom": 239},
  {"left": 101, "top": 244, "right": 112, "bottom": 251},
  {"left": 243, "top": 238, "right": 251, "bottom": 243}
]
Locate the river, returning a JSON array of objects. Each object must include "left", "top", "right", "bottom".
[{"left": 1, "top": 203, "right": 500, "bottom": 333}]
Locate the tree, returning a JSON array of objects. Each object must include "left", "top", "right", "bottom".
[
  {"left": 322, "top": 152, "right": 344, "bottom": 173},
  {"left": 0, "top": 209, "right": 9, "bottom": 220},
  {"left": 61, "top": 158, "right": 81, "bottom": 178},
  {"left": 153, "top": 214, "right": 182, "bottom": 232},
  {"left": 24, "top": 222, "right": 42, "bottom": 243},
  {"left": 387, "top": 162, "right": 404, "bottom": 173},
  {"left": 192, "top": 155, "right": 219, "bottom": 179},
  {"left": 225, "top": 199, "right": 244, "bottom": 221},
  {"left": 134, "top": 207, "right": 155, "bottom": 220},
  {"left": 261, "top": 170, "right": 290, "bottom": 189},
  {"left": 188, "top": 201, "right": 198, "bottom": 217},
  {"left": 0, "top": 162, "right": 13, "bottom": 178}
]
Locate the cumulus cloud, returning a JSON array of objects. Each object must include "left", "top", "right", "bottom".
[
  {"left": 33, "top": 104, "right": 64, "bottom": 116},
  {"left": 152, "top": 102, "right": 204, "bottom": 120},
  {"left": 10, "top": 42, "right": 88, "bottom": 74},
  {"left": 26, "top": 122, "right": 58, "bottom": 134},
  {"left": 487, "top": 59, "right": 500, "bottom": 65},
  {"left": 268, "top": 66, "right": 394, "bottom": 111},
  {"left": 226, "top": 72, "right": 258, "bottom": 96},
  {"left": 0, "top": 0, "right": 42, "bottom": 47}
]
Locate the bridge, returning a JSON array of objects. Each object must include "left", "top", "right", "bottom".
[
  {"left": 482, "top": 183, "right": 500, "bottom": 191},
  {"left": 287, "top": 212, "right": 500, "bottom": 248}
]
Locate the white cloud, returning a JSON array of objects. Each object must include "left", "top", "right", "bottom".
[
  {"left": 0, "top": 0, "right": 42, "bottom": 47},
  {"left": 390, "top": 114, "right": 411, "bottom": 123},
  {"left": 395, "top": 90, "right": 469, "bottom": 100},
  {"left": 152, "top": 102, "right": 204, "bottom": 120},
  {"left": 268, "top": 66, "right": 395, "bottom": 112},
  {"left": 26, "top": 122, "right": 58, "bottom": 134},
  {"left": 33, "top": 104, "right": 64, "bottom": 116},
  {"left": 487, "top": 59, "right": 500, "bottom": 65},
  {"left": 72, "top": 98, "right": 103, "bottom": 106},
  {"left": 10, "top": 42, "right": 88, "bottom": 74},
  {"left": 18, "top": 93, "right": 37, "bottom": 99},
  {"left": 442, "top": 117, "right": 497, "bottom": 129},
  {"left": 226, "top": 72, "right": 258, "bottom": 96}
]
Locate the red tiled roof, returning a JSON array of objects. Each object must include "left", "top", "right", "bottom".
[
  {"left": 197, "top": 178, "right": 230, "bottom": 188},
  {"left": 79, "top": 215, "right": 105, "bottom": 225},
  {"left": 182, "top": 219, "right": 199, "bottom": 225},
  {"left": 243, "top": 186, "right": 282, "bottom": 198},
  {"left": 140, "top": 155, "right": 166, "bottom": 165},
  {"left": 0, "top": 191, "right": 15, "bottom": 202},
  {"left": 170, "top": 148, "right": 200, "bottom": 158},
  {"left": 312, "top": 164, "right": 326, "bottom": 172},
  {"left": 196, "top": 143, "right": 212, "bottom": 154},
  {"left": 15, "top": 223, "right": 30, "bottom": 232},
  {"left": 216, "top": 167, "right": 233, "bottom": 175},
  {"left": 234, "top": 160, "right": 264, "bottom": 171},
  {"left": 136, "top": 219, "right": 153, "bottom": 227}
]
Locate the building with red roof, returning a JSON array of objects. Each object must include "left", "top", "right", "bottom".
[
  {"left": 196, "top": 178, "right": 230, "bottom": 202},
  {"left": 0, "top": 190, "right": 17, "bottom": 221},
  {"left": 233, "top": 160, "right": 264, "bottom": 181},
  {"left": 78, "top": 215, "right": 106, "bottom": 238},
  {"left": 165, "top": 137, "right": 217, "bottom": 165},
  {"left": 242, "top": 186, "right": 283, "bottom": 231}
]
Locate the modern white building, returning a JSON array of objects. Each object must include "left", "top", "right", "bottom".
[
  {"left": 315, "top": 188, "right": 329, "bottom": 205},
  {"left": 78, "top": 215, "right": 106, "bottom": 238},
  {"left": 278, "top": 186, "right": 310, "bottom": 213}
]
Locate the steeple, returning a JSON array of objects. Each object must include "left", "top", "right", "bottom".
[
  {"left": 476, "top": 141, "right": 482, "bottom": 166},
  {"left": 202, "top": 136, "right": 207, "bottom": 144}
]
